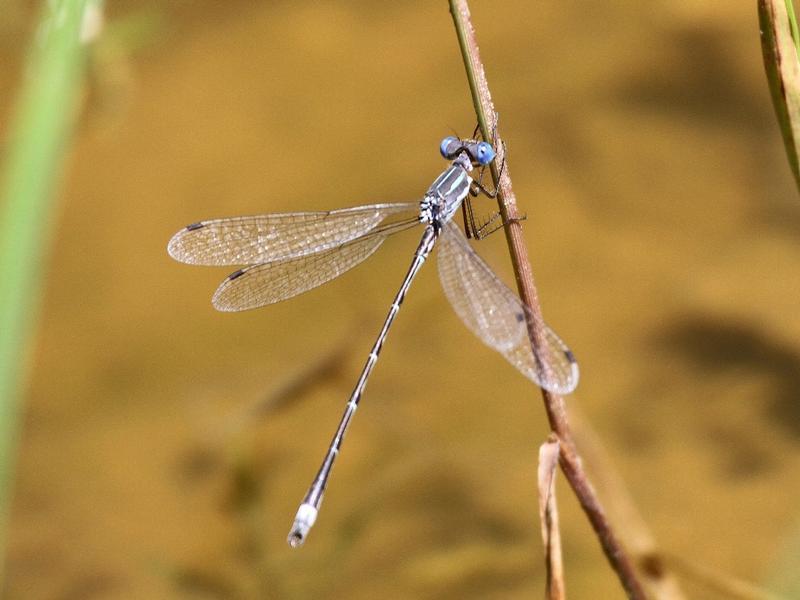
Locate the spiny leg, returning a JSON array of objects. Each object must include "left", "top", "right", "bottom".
[
  {"left": 462, "top": 114, "right": 514, "bottom": 239},
  {"left": 473, "top": 211, "right": 528, "bottom": 239}
]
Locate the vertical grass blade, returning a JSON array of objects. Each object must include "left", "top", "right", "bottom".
[
  {"left": 0, "top": 0, "right": 97, "bottom": 575},
  {"left": 759, "top": 0, "right": 800, "bottom": 194}
]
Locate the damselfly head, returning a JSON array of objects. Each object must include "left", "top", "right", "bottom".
[{"left": 439, "top": 136, "right": 496, "bottom": 166}]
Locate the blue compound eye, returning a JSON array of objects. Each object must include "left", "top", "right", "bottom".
[
  {"left": 475, "top": 141, "right": 496, "bottom": 165},
  {"left": 440, "top": 136, "right": 460, "bottom": 158}
]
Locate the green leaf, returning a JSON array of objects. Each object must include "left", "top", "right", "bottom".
[
  {"left": 0, "top": 0, "right": 96, "bottom": 575},
  {"left": 759, "top": 0, "right": 800, "bottom": 194}
]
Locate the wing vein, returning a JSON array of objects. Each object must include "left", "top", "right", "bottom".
[
  {"left": 168, "top": 202, "right": 418, "bottom": 266},
  {"left": 213, "top": 218, "right": 420, "bottom": 311},
  {"left": 437, "top": 221, "right": 578, "bottom": 394}
]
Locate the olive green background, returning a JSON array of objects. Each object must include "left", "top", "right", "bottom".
[{"left": 1, "top": 1, "right": 798, "bottom": 598}]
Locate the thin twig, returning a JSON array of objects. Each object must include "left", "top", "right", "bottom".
[
  {"left": 569, "top": 407, "right": 687, "bottom": 599},
  {"left": 448, "top": 2, "right": 647, "bottom": 598},
  {"left": 661, "top": 553, "right": 789, "bottom": 600},
  {"left": 538, "top": 435, "right": 565, "bottom": 600}
]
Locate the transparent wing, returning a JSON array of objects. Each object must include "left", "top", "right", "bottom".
[
  {"left": 213, "top": 220, "right": 419, "bottom": 311},
  {"left": 168, "top": 202, "right": 419, "bottom": 266},
  {"left": 437, "top": 221, "right": 579, "bottom": 394}
]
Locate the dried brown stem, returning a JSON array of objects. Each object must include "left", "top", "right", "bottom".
[
  {"left": 569, "top": 407, "right": 687, "bottom": 599},
  {"left": 539, "top": 435, "right": 566, "bottom": 600},
  {"left": 448, "top": 2, "right": 647, "bottom": 598}
]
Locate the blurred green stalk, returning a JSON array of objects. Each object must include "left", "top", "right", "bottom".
[
  {"left": 0, "top": 0, "right": 96, "bottom": 575},
  {"left": 760, "top": 0, "right": 800, "bottom": 194},
  {"left": 787, "top": 0, "right": 800, "bottom": 51}
]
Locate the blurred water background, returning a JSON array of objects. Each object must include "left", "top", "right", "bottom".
[{"left": 1, "top": 1, "right": 799, "bottom": 598}]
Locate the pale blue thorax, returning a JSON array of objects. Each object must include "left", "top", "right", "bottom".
[{"left": 419, "top": 154, "right": 473, "bottom": 227}]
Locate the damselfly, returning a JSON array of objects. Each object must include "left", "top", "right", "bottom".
[{"left": 167, "top": 136, "right": 579, "bottom": 547}]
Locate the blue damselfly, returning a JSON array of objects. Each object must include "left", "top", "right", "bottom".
[{"left": 167, "top": 136, "right": 579, "bottom": 547}]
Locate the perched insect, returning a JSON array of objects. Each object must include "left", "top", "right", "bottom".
[{"left": 167, "top": 135, "right": 578, "bottom": 546}]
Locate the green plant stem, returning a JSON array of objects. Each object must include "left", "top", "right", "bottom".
[
  {"left": 0, "top": 0, "right": 96, "bottom": 577},
  {"left": 448, "top": 2, "right": 648, "bottom": 598},
  {"left": 760, "top": 0, "right": 800, "bottom": 193},
  {"left": 787, "top": 0, "right": 800, "bottom": 52}
]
